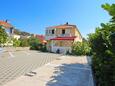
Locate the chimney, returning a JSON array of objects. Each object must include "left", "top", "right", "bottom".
[
  {"left": 65, "top": 22, "right": 68, "bottom": 25},
  {"left": 5, "top": 19, "right": 8, "bottom": 23}
]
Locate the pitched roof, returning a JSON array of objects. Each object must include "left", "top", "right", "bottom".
[
  {"left": 0, "top": 20, "right": 12, "bottom": 28},
  {"left": 47, "top": 22, "right": 76, "bottom": 29},
  {"left": 36, "top": 35, "right": 47, "bottom": 43}
]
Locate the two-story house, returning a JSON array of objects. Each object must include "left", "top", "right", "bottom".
[{"left": 45, "top": 22, "right": 82, "bottom": 54}]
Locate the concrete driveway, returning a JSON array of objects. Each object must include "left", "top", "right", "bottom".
[{"left": 0, "top": 50, "right": 60, "bottom": 86}]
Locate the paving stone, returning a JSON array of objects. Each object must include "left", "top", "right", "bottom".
[
  {"left": 0, "top": 51, "right": 60, "bottom": 86},
  {"left": 3, "top": 56, "right": 94, "bottom": 86}
]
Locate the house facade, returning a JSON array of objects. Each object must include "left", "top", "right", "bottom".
[
  {"left": 0, "top": 20, "right": 13, "bottom": 35},
  {"left": 45, "top": 22, "right": 82, "bottom": 54}
]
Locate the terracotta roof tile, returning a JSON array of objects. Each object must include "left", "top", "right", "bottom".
[
  {"left": 0, "top": 21, "right": 12, "bottom": 28},
  {"left": 36, "top": 35, "right": 47, "bottom": 43},
  {"left": 47, "top": 23, "right": 76, "bottom": 29}
]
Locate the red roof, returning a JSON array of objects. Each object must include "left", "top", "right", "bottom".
[
  {"left": 50, "top": 36, "right": 77, "bottom": 40},
  {"left": 49, "top": 25, "right": 74, "bottom": 29},
  {"left": 47, "top": 23, "right": 76, "bottom": 29},
  {"left": 0, "top": 21, "right": 12, "bottom": 28},
  {"left": 36, "top": 35, "right": 47, "bottom": 43}
]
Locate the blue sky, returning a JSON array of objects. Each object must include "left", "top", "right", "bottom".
[{"left": 0, "top": 0, "right": 114, "bottom": 37}]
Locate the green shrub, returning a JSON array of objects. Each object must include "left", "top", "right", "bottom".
[
  {"left": 88, "top": 25, "right": 115, "bottom": 86},
  {"left": 29, "top": 37, "right": 47, "bottom": 52},
  {"left": 13, "top": 38, "right": 21, "bottom": 47},
  {"left": 38, "top": 44, "right": 47, "bottom": 52},
  {"left": 71, "top": 41, "right": 91, "bottom": 56},
  {"left": 29, "top": 37, "right": 40, "bottom": 50},
  {"left": 89, "top": 26, "right": 115, "bottom": 86},
  {"left": 19, "top": 38, "right": 29, "bottom": 47}
]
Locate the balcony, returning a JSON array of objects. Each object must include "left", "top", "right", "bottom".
[{"left": 57, "top": 34, "right": 72, "bottom": 37}]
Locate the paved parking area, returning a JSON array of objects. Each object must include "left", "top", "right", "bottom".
[
  {"left": 0, "top": 50, "right": 60, "bottom": 86},
  {"left": 3, "top": 56, "right": 94, "bottom": 86}
]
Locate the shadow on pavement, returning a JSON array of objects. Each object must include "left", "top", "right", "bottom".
[{"left": 46, "top": 63, "right": 93, "bottom": 86}]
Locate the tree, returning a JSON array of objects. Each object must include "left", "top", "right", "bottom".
[
  {"left": 102, "top": 3, "right": 115, "bottom": 22},
  {"left": 29, "top": 37, "right": 40, "bottom": 50},
  {"left": 88, "top": 24, "right": 115, "bottom": 86},
  {"left": 0, "top": 26, "right": 8, "bottom": 46},
  {"left": 88, "top": 4, "right": 115, "bottom": 86}
]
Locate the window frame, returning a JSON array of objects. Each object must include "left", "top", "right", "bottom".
[
  {"left": 62, "top": 29, "right": 65, "bottom": 34},
  {"left": 52, "top": 29, "right": 55, "bottom": 34}
]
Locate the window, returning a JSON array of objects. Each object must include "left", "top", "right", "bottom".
[
  {"left": 62, "top": 29, "right": 65, "bottom": 34},
  {"left": 48, "top": 30, "right": 50, "bottom": 34},
  {"left": 52, "top": 29, "right": 54, "bottom": 34},
  {"left": 46, "top": 30, "right": 48, "bottom": 35}
]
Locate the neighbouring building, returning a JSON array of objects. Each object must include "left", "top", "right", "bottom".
[
  {"left": 0, "top": 20, "right": 14, "bottom": 46},
  {"left": 45, "top": 22, "right": 82, "bottom": 54},
  {"left": 13, "top": 34, "right": 21, "bottom": 40},
  {"left": 35, "top": 34, "right": 47, "bottom": 44},
  {"left": 0, "top": 20, "right": 13, "bottom": 35}
]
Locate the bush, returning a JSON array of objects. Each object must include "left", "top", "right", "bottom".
[
  {"left": 29, "top": 37, "right": 40, "bottom": 50},
  {"left": 88, "top": 24, "right": 115, "bottom": 86},
  {"left": 19, "top": 38, "right": 29, "bottom": 47},
  {"left": 38, "top": 44, "right": 47, "bottom": 52},
  {"left": 13, "top": 38, "right": 21, "bottom": 47},
  {"left": 29, "top": 37, "right": 47, "bottom": 52},
  {"left": 71, "top": 41, "right": 91, "bottom": 56}
]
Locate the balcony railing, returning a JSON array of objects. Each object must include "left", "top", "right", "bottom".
[{"left": 57, "top": 34, "right": 72, "bottom": 37}]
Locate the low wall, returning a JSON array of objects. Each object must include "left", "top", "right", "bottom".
[{"left": 3, "top": 47, "right": 30, "bottom": 52}]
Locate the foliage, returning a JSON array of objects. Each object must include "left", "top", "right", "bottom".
[
  {"left": 29, "top": 37, "right": 40, "bottom": 50},
  {"left": 71, "top": 41, "right": 91, "bottom": 56},
  {"left": 13, "top": 38, "right": 21, "bottom": 47},
  {"left": 88, "top": 3, "right": 115, "bottom": 86},
  {"left": 29, "top": 37, "right": 47, "bottom": 52},
  {"left": 37, "top": 44, "right": 47, "bottom": 52},
  {"left": 0, "top": 26, "right": 8, "bottom": 46},
  {"left": 102, "top": 3, "right": 115, "bottom": 22},
  {"left": 19, "top": 38, "right": 29, "bottom": 47},
  {"left": 88, "top": 25, "right": 115, "bottom": 86}
]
